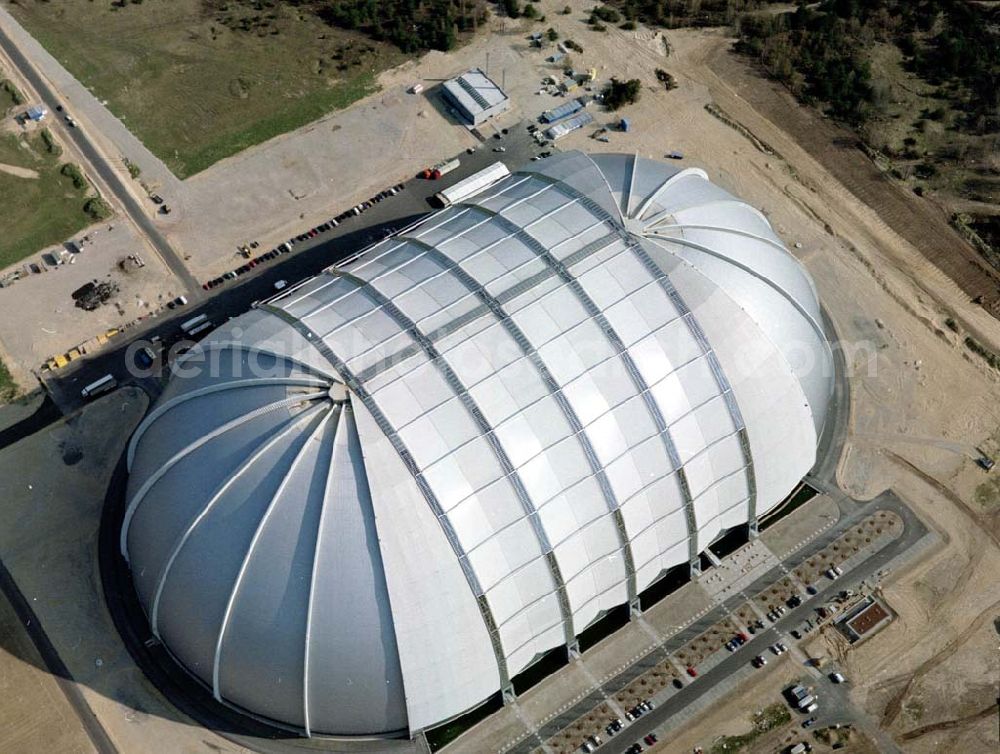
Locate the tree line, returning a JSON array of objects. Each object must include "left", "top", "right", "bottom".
[{"left": 737, "top": 0, "right": 999, "bottom": 131}]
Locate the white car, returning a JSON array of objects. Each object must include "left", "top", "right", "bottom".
[
  {"left": 274, "top": 280, "right": 288, "bottom": 291},
  {"left": 829, "top": 672, "right": 846, "bottom": 684}
]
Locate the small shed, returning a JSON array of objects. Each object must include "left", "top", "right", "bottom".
[
  {"left": 620, "top": 117, "right": 631, "bottom": 132},
  {"left": 25, "top": 105, "right": 47, "bottom": 122}
]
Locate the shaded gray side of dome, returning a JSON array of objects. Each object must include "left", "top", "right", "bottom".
[
  {"left": 304, "top": 404, "right": 408, "bottom": 736},
  {"left": 123, "top": 373, "right": 408, "bottom": 735}
]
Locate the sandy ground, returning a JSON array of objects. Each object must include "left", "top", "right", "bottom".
[
  {"left": 0, "top": 594, "right": 95, "bottom": 754},
  {"left": 0, "top": 160, "right": 38, "bottom": 178},
  {"left": 0, "top": 219, "right": 179, "bottom": 385},
  {"left": 0, "top": 388, "right": 242, "bottom": 754}
]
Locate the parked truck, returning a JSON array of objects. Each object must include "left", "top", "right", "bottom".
[{"left": 422, "top": 158, "right": 460, "bottom": 180}]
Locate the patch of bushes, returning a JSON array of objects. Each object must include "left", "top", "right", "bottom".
[
  {"left": 1, "top": 79, "right": 24, "bottom": 106},
  {"left": 315, "top": 0, "right": 486, "bottom": 53},
  {"left": 502, "top": 0, "right": 521, "bottom": 18},
  {"left": 39, "top": 128, "right": 60, "bottom": 156},
  {"left": 60, "top": 163, "right": 86, "bottom": 190},
  {"left": 590, "top": 6, "right": 621, "bottom": 24},
  {"left": 602, "top": 77, "right": 641, "bottom": 110},
  {"left": 564, "top": 39, "right": 583, "bottom": 53},
  {"left": 83, "top": 196, "right": 112, "bottom": 221},
  {"left": 966, "top": 336, "right": 1000, "bottom": 370},
  {"left": 123, "top": 157, "right": 141, "bottom": 179},
  {"left": 655, "top": 67, "right": 677, "bottom": 91}
]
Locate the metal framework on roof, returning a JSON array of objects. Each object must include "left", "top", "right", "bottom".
[{"left": 122, "top": 151, "right": 832, "bottom": 738}]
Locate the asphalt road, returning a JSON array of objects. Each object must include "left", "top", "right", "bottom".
[{"left": 0, "top": 21, "right": 201, "bottom": 295}]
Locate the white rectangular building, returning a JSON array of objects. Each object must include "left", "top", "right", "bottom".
[{"left": 442, "top": 68, "right": 510, "bottom": 126}]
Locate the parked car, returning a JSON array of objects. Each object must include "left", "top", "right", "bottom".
[
  {"left": 752, "top": 655, "right": 767, "bottom": 668},
  {"left": 134, "top": 346, "right": 156, "bottom": 369},
  {"left": 829, "top": 672, "right": 846, "bottom": 684},
  {"left": 643, "top": 734, "right": 658, "bottom": 745},
  {"left": 686, "top": 666, "right": 698, "bottom": 677}
]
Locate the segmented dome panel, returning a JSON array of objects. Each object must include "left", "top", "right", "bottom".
[{"left": 124, "top": 152, "right": 832, "bottom": 736}]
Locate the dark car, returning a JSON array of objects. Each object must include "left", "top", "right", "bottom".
[{"left": 134, "top": 346, "right": 156, "bottom": 370}]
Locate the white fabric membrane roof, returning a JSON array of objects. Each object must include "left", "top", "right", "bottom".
[{"left": 122, "top": 152, "right": 832, "bottom": 737}]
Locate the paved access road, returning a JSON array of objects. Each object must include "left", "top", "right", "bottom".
[{"left": 0, "top": 19, "right": 201, "bottom": 294}]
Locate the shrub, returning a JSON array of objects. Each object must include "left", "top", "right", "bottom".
[
  {"left": 591, "top": 6, "right": 620, "bottom": 24},
  {"left": 502, "top": 0, "right": 521, "bottom": 18},
  {"left": 60, "top": 163, "right": 86, "bottom": 190},
  {"left": 602, "top": 77, "right": 642, "bottom": 110},
  {"left": 39, "top": 128, "right": 60, "bottom": 156},
  {"left": 84, "top": 197, "right": 112, "bottom": 221},
  {"left": 123, "top": 157, "right": 141, "bottom": 179},
  {"left": 655, "top": 68, "right": 677, "bottom": 91}
]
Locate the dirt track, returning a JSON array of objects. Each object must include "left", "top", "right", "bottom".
[{"left": 706, "top": 46, "right": 1000, "bottom": 319}]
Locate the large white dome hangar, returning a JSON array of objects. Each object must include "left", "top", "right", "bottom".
[{"left": 120, "top": 151, "right": 833, "bottom": 738}]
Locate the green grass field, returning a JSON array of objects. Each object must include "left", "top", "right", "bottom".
[
  {"left": 7, "top": 0, "right": 404, "bottom": 178},
  {"left": 0, "top": 130, "right": 99, "bottom": 268}
]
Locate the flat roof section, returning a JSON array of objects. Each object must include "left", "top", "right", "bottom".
[{"left": 443, "top": 68, "right": 509, "bottom": 116}]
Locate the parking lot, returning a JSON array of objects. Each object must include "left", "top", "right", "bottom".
[{"left": 39, "top": 123, "right": 546, "bottom": 412}]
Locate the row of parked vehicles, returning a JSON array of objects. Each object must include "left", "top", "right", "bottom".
[
  {"left": 626, "top": 734, "right": 659, "bottom": 753},
  {"left": 201, "top": 183, "right": 407, "bottom": 291},
  {"left": 583, "top": 700, "right": 658, "bottom": 753}
]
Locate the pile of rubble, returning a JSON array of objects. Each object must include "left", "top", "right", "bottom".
[{"left": 72, "top": 280, "right": 119, "bottom": 311}]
